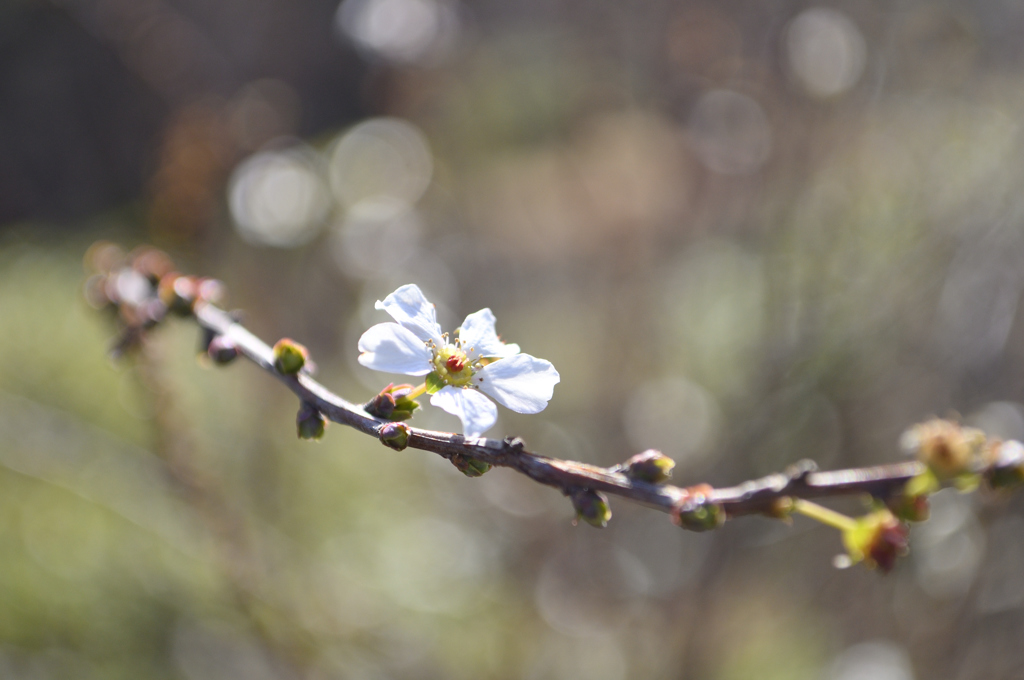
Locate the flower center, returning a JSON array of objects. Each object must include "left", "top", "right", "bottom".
[
  {"left": 433, "top": 346, "right": 474, "bottom": 387},
  {"left": 446, "top": 354, "right": 466, "bottom": 373}
]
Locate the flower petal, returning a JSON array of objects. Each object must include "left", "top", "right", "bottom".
[
  {"left": 458, "top": 308, "right": 519, "bottom": 360},
  {"left": 358, "top": 322, "right": 433, "bottom": 376},
  {"left": 475, "top": 354, "right": 560, "bottom": 414},
  {"left": 430, "top": 386, "right": 498, "bottom": 438},
  {"left": 375, "top": 284, "right": 444, "bottom": 346}
]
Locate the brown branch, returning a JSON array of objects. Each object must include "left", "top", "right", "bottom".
[
  {"left": 89, "top": 249, "right": 1023, "bottom": 535},
  {"left": 192, "top": 302, "right": 931, "bottom": 518}
]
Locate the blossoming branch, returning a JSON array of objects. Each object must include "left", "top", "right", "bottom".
[{"left": 86, "top": 243, "right": 1024, "bottom": 573}]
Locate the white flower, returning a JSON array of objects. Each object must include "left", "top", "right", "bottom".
[{"left": 358, "top": 284, "right": 560, "bottom": 437}]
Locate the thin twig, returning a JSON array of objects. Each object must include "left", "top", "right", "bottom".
[{"left": 190, "top": 302, "right": 927, "bottom": 520}]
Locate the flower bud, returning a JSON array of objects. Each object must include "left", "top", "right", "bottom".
[
  {"left": 672, "top": 484, "right": 724, "bottom": 532},
  {"left": 841, "top": 509, "right": 909, "bottom": 572},
  {"left": 985, "top": 440, "right": 1024, "bottom": 490},
  {"left": 888, "top": 493, "right": 930, "bottom": 523},
  {"left": 158, "top": 273, "right": 198, "bottom": 316},
  {"left": 450, "top": 453, "right": 491, "bottom": 477},
  {"left": 207, "top": 335, "right": 239, "bottom": 365},
  {"left": 272, "top": 338, "right": 308, "bottom": 375},
  {"left": 623, "top": 449, "right": 675, "bottom": 484},
  {"left": 901, "top": 419, "right": 986, "bottom": 484},
  {"left": 379, "top": 422, "right": 411, "bottom": 451},
  {"left": 570, "top": 489, "right": 611, "bottom": 528},
  {"left": 887, "top": 470, "right": 938, "bottom": 522},
  {"left": 296, "top": 402, "right": 327, "bottom": 440},
  {"left": 364, "top": 384, "right": 420, "bottom": 421}
]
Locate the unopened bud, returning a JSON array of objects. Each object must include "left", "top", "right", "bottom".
[
  {"left": 887, "top": 470, "right": 938, "bottom": 522},
  {"left": 208, "top": 335, "right": 239, "bottom": 365},
  {"left": 623, "top": 449, "right": 675, "bottom": 484},
  {"left": 901, "top": 419, "right": 986, "bottom": 484},
  {"left": 888, "top": 493, "right": 930, "bottom": 523},
  {"left": 367, "top": 391, "right": 396, "bottom": 418},
  {"left": 158, "top": 273, "right": 198, "bottom": 316},
  {"left": 672, "top": 484, "right": 724, "bottom": 532},
  {"left": 841, "top": 509, "right": 909, "bottom": 573},
  {"left": 296, "top": 402, "right": 327, "bottom": 440},
  {"left": 364, "top": 383, "right": 420, "bottom": 421},
  {"left": 985, "top": 440, "right": 1024, "bottom": 490},
  {"left": 273, "top": 338, "right": 308, "bottom": 375},
  {"left": 450, "top": 453, "right": 491, "bottom": 477},
  {"left": 570, "top": 489, "right": 611, "bottom": 528},
  {"left": 379, "top": 422, "right": 411, "bottom": 451}
]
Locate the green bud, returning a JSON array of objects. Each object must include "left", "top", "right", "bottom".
[
  {"left": 888, "top": 470, "right": 938, "bottom": 522},
  {"left": 273, "top": 338, "right": 308, "bottom": 375},
  {"left": 296, "top": 402, "right": 326, "bottom": 440},
  {"left": 365, "top": 384, "right": 421, "bottom": 421},
  {"left": 379, "top": 422, "right": 411, "bottom": 451},
  {"left": 450, "top": 453, "right": 491, "bottom": 477},
  {"left": 888, "top": 493, "right": 930, "bottom": 523},
  {"left": 623, "top": 449, "right": 675, "bottom": 484},
  {"left": 672, "top": 484, "right": 724, "bottom": 531},
  {"left": 571, "top": 489, "right": 611, "bottom": 528},
  {"left": 207, "top": 335, "right": 239, "bottom": 365}
]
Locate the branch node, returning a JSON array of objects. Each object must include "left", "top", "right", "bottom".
[
  {"left": 785, "top": 459, "right": 818, "bottom": 484},
  {"left": 672, "top": 484, "right": 724, "bottom": 532}
]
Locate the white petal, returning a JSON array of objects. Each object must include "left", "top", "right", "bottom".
[
  {"left": 357, "top": 322, "right": 433, "bottom": 376},
  {"left": 430, "top": 386, "right": 498, "bottom": 438},
  {"left": 375, "top": 284, "right": 444, "bottom": 346},
  {"left": 475, "top": 354, "right": 560, "bottom": 414},
  {"left": 459, "top": 308, "right": 519, "bottom": 360}
]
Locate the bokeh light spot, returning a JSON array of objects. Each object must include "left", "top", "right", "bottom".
[
  {"left": 786, "top": 8, "right": 867, "bottom": 98},
  {"left": 335, "top": 0, "right": 458, "bottom": 64},
  {"left": 228, "top": 147, "right": 331, "bottom": 248},
  {"left": 327, "top": 118, "right": 434, "bottom": 208},
  {"left": 689, "top": 90, "right": 772, "bottom": 174}
]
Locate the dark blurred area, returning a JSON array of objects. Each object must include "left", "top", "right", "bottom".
[{"left": 5, "top": 0, "right": 1024, "bottom": 678}]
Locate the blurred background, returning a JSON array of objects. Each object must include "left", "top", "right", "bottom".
[{"left": 3, "top": 0, "right": 1024, "bottom": 677}]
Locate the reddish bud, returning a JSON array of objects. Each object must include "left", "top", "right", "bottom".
[
  {"left": 158, "top": 273, "right": 198, "bottom": 316},
  {"left": 364, "top": 383, "right": 420, "bottom": 421},
  {"left": 842, "top": 510, "right": 909, "bottom": 573},
  {"left": 207, "top": 335, "right": 239, "bottom": 365},
  {"left": 379, "top": 422, "right": 412, "bottom": 451}
]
